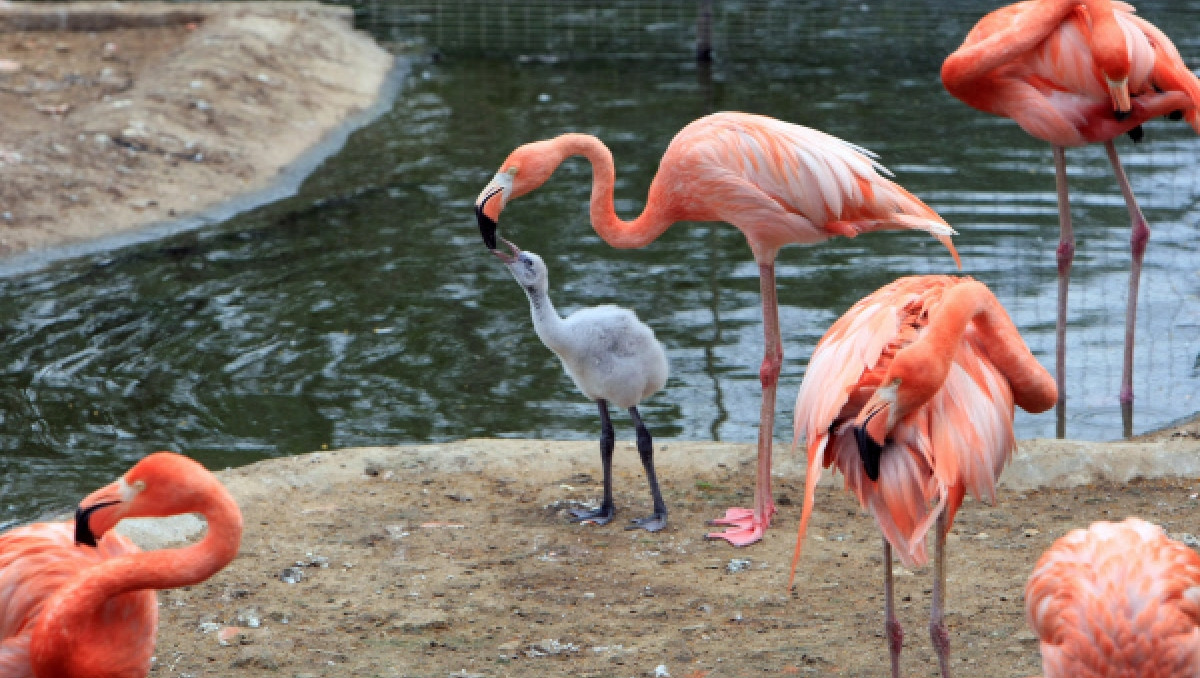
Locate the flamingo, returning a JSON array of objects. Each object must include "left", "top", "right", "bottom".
[
  {"left": 494, "top": 237, "right": 671, "bottom": 531},
  {"left": 1026, "top": 518, "right": 1200, "bottom": 677},
  {"left": 787, "top": 275, "right": 1057, "bottom": 678},
  {"left": 0, "top": 452, "right": 243, "bottom": 678},
  {"left": 474, "top": 111, "right": 961, "bottom": 546},
  {"left": 941, "top": 0, "right": 1200, "bottom": 430}
]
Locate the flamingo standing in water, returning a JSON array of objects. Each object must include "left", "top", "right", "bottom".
[
  {"left": 788, "top": 276, "right": 1057, "bottom": 678},
  {"left": 1026, "top": 518, "right": 1200, "bottom": 676},
  {"left": 0, "top": 452, "right": 243, "bottom": 678},
  {"left": 941, "top": 0, "right": 1200, "bottom": 429},
  {"left": 475, "top": 111, "right": 961, "bottom": 546}
]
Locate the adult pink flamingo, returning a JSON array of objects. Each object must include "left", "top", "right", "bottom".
[
  {"left": 941, "top": 0, "right": 1200, "bottom": 430},
  {"left": 788, "top": 275, "right": 1057, "bottom": 678},
  {"left": 0, "top": 452, "right": 243, "bottom": 678},
  {"left": 475, "top": 111, "right": 961, "bottom": 545},
  {"left": 1026, "top": 518, "right": 1200, "bottom": 677}
]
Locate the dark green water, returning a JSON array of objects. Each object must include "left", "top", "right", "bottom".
[{"left": 3, "top": 1, "right": 1199, "bottom": 526}]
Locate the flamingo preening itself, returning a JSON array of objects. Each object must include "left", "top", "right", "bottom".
[
  {"left": 1026, "top": 518, "right": 1200, "bottom": 677},
  {"left": 788, "top": 276, "right": 1057, "bottom": 678},
  {"left": 941, "top": 0, "right": 1200, "bottom": 430},
  {"left": 0, "top": 452, "right": 243, "bottom": 678},
  {"left": 494, "top": 237, "right": 671, "bottom": 531},
  {"left": 475, "top": 111, "right": 961, "bottom": 546}
]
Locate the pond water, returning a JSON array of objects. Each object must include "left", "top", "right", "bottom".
[{"left": 3, "top": 0, "right": 1199, "bottom": 526}]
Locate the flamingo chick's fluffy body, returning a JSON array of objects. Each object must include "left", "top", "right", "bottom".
[
  {"left": 476, "top": 111, "right": 960, "bottom": 545},
  {"left": 941, "top": 0, "right": 1200, "bottom": 423},
  {"left": 1026, "top": 518, "right": 1200, "bottom": 678},
  {"left": 496, "top": 238, "right": 670, "bottom": 531},
  {"left": 789, "top": 275, "right": 1057, "bottom": 678},
  {"left": 0, "top": 452, "right": 243, "bottom": 678}
]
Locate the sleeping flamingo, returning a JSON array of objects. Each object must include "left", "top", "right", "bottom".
[
  {"left": 1026, "top": 518, "right": 1200, "bottom": 677},
  {"left": 474, "top": 111, "right": 961, "bottom": 546},
  {"left": 494, "top": 237, "right": 671, "bottom": 531},
  {"left": 788, "top": 275, "right": 1057, "bottom": 678},
  {"left": 941, "top": 0, "right": 1200, "bottom": 429},
  {"left": 0, "top": 452, "right": 243, "bottom": 678}
]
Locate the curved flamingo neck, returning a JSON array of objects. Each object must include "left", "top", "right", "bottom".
[
  {"left": 30, "top": 487, "right": 242, "bottom": 677},
  {"left": 552, "top": 134, "right": 674, "bottom": 249},
  {"left": 942, "top": 0, "right": 1114, "bottom": 93},
  {"left": 905, "top": 281, "right": 1058, "bottom": 414}
]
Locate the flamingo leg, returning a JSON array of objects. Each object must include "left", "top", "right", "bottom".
[
  {"left": 929, "top": 511, "right": 953, "bottom": 678},
  {"left": 1103, "top": 140, "right": 1146, "bottom": 432},
  {"left": 884, "top": 538, "right": 903, "bottom": 678},
  {"left": 625, "top": 406, "right": 668, "bottom": 532},
  {"left": 1052, "top": 145, "right": 1073, "bottom": 439},
  {"left": 707, "top": 261, "right": 780, "bottom": 545},
  {"left": 571, "top": 399, "right": 616, "bottom": 526}
]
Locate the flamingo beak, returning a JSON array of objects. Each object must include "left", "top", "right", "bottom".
[
  {"left": 1106, "top": 76, "right": 1131, "bottom": 119},
  {"left": 851, "top": 384, "right": 898, "bottom": 482},
  {"left": 492, "top": 236, "right": 520, "bottom": 265},
  {"left": 475, "top": 172, "right": 514, "bottom": 250},
  {"left": 75, "top": 480, "right": 126, "bottom": 547}
]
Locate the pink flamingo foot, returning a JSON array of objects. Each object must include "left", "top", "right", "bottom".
[{"left": 705, "top": 506, "right": 772, "bottom": 546}]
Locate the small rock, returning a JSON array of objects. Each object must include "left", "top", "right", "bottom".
[
  {"left": 102, "top": 42, "right": 118, "bottom": 59},
  {"left": 1015, "top": 630, "right": 1037, "bottom": 642},
  {"left": 0, "top": 59, "right": 20, "bottom": 74},
  {"left": 655, "top": 664, "right": 671, "bottom": 677},
  {"left": 279, "top": 567, "right": 304, "bottom": 584},
  {"left": 1023, "top": 528, "right": 1040, "bottom": 537},
  {"left": 726, "top": 558, "right": 752, "bottom": 573},
  {"left": 975, "top": 532, "right": 989, "bottom": 540},
  {"left": 216, "top": 626, "right": 249, "bottom": 646}
]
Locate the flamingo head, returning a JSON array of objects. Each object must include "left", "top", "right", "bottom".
[
  {"left": 475, "top": 139, "right": 564, "bottom": 250},
  {"left": 851, "top": 348, "right": 947, "bottom": 481},
  {"left": 74, "top": 452, "right": 220, "bottom": 547},
  {"left": 1088, "top": 6, "right": 1132, "bottom": 115},
  {"left": 493, "top": 237, "right": 548, "bottom": 295}
]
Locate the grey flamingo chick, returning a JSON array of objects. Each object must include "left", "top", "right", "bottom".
[{"left": 494, "top": 237, "right": 670, "bottom": 532}]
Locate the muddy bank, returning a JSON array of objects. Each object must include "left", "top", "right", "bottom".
[
  {"left": 0, "top": 1, "right": 394, "bottom": 259},
  {"left": 123, "top": 434, "right": 1200, "bottom": 677}
]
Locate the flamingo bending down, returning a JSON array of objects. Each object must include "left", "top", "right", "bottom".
[
  {"left": 0, "top": 452, "right": 243, "bottom": 678},
  {"left": 494, "top": 237, "right": 671, "bottom": 531},
  {"left": 788, "top": 276, "right": 1057, "bottom": 678},
  {"left": 1026, "top": 518, "right": 1200, "bottom": 677},
  {"left": 475, "top": 111, "right": 961, "bottom": 546},
  {"left": 941, "top": 0, "right": 1200, "bottom": 428}
]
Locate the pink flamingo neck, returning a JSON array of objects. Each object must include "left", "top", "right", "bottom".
[
  {"left": 909, "top": 281, "right": 1059, "bottom": 414},
  {"left": 30, "top": 487, "right": 243, "bottom": 676},
  {"left": 552, "top": 134, "right": 676, "bottom": 250},
  {"left": 942, "top": 0, "right": 1120, "bottom": 93}
]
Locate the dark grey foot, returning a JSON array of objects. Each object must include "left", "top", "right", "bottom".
[
  {"left": 625, "top": 513, "right": 667, "bottom": 532},
  {"left": 570, "top": 506, "right": 615, "bottom": 526}
]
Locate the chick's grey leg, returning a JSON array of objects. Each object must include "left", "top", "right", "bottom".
[
  {"left": 625, "top": 406, "right": 667, "bottom": 532},
  {"left": 570, "top": 399, "right": 616, "bottom": 526}
]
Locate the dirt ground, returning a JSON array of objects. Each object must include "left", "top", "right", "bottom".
[
  {"left": 0, "top": 1, "right": 392, "bottom": 256},
  {"left": 141, "top": 431, "right": 1200, "bottom": 678}
]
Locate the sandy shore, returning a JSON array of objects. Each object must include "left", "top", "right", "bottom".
[
  {"left": 119, "top": 432, "right": 1200, "bottom": 677},
  {"left": 0, "top": 1, "right": 395, "bottom": 260}
]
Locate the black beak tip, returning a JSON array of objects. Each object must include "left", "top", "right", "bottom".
[
  {"left": 1113, "top": 108, "right": 1131, "bottom": 122},
  {"left": 853, "top": 426, "right": 884, "bottom": 482},
  {"left": 475, "top": 204, "right": 498, "bottom": 250},
  {"left": 74, "top": 505, "right": 99, "bottom": 547}
]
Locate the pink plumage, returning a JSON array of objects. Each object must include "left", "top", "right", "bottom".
[
  {"left": 1027, "top": 518, "right": 1200, "bottom": 678},
  {"left": 789, "top": 275, "right": 1056, "bottom": 678}
]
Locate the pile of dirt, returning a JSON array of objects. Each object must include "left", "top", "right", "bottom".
[
  {"left": 141, "top": 436, "right": 1200, "bottom": 678},
  {"left": 0, "top": 1, "right": 393, "bottom": 256}
]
